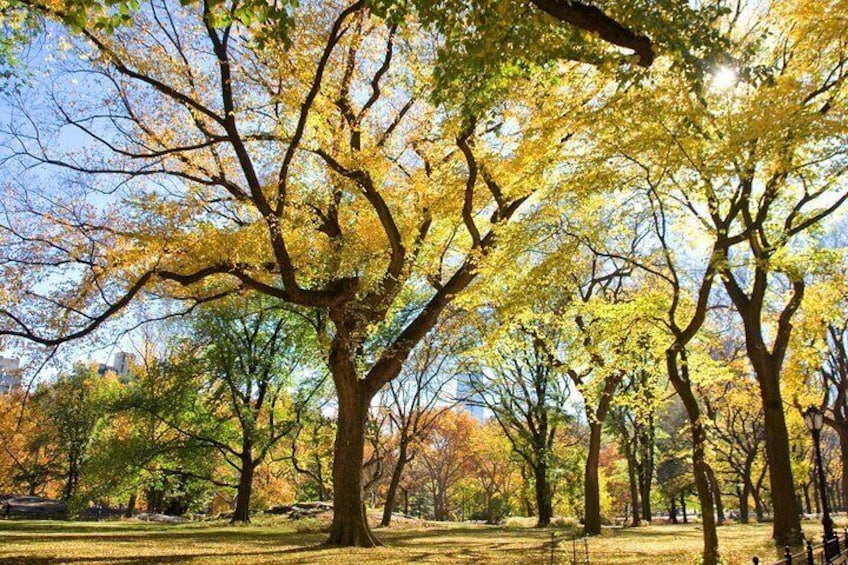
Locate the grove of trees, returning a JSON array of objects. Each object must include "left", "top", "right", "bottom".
[{"left": 0, "top": 1, "right": 845, "bottom": 564}]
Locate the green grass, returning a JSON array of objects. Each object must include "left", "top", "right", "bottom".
[{"left": 1, "top": 517, "right": 846, "bottom": 564}]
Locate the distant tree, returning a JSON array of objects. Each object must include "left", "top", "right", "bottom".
[
  {"left": 0, "top": 390, "right": 62, "bottom": 496},
  {"left": 415, "top": 409, "right": 476, "bottom": 521},
  {"left": 701, "top": 371, "right": 766, "bottom": 524},
  {"left": 655, "top": 400, "right": 693, "bottom": 525},
  {"left": 458, "top": 419, "right": 521, "bottom": 524},
  {"left": 33, "top": 364, "right": 115, "bottom": 502},
  {"left": 468, "top": 316, "right": 573, "bottom": 527},
  {"left": 125, "top": 297, "right": 318, "bottom": 522},
  {"left": 608, "top": 365, "right": 661, "bottom": 525},
  {"left": 377, "top": 320, "right": 462, "bottom": 527}
]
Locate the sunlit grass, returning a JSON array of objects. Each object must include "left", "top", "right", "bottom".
[{"left": 2, "top": 516, "right": 846, "bottom": 564}]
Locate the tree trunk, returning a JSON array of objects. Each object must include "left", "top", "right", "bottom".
[
  {"left": 670, "top": 497, "right": 677, "bottom": 524},
  {"left": 584, "top": 421, "right": 603, "bottom": 534},
  {"left": 680, "top": 492, "right": 688, "bottom": 524},
  {"left": 707, "top": 466, "right": 724, "bottom": 525},
  {"left": 839, "top": 429, "right": 848, "bottom": 514},
  {"left": 326, "top": 374, "right": 379, "bottom": 546},
  {"left": 638, "top": 426, "right": 654, "bottom": 521},
  {"left": 63, "top": 459, "right": 78, "bottom": 501},
  {"left": 812, "top": 474, "right": 821, "bottom": 515},
  {"left": 232, "top": 454, "right": 254, "bottom": 523},
  {"left": 534, "top": 462, "right": 553, "bottom": 527},
  {"left": 802, "top": 482, "right": 811, "bottom": 515},
  {"left": 740, "top": 482, "right": 750, "bottom": 524},
  {"left": 753, "top": 491, "right": 765, "bottom": 522},
  {"left": 625, "top": 442, "right": 641, "bottom": 526},
  {"left": 667, "top": 347, "right": 719, "bottom": 565},
  {"left": 125, "top": 493, "right": 137, "bottom": 518},
  {"left": 434, "top": 483, "right": 448, "bottom": 521},
  {"left": 520, "top": 464, "right": 535, "bottom": 517},
  {"left": 754, "top": 368, "right": 802, "bottom": 545},
  {"left": 380, "top": 442, "right": 408, "bottom": 527}
]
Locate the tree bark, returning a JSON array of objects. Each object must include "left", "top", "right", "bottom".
[
  {"left": 534, "top": 462, "right": 553, "bottom": 527},
  {"left": 125, "top": 493, "right": 136, "bottom": 518},
  {"left": 755, "top": 366, "right": 802, "bottom": 545},
  {"left": 839, "top": 430, "right": 848, "bottom": 514},
  {"left": 63, "top": 458, "right": 79, "bottom": 501},
  {"left": 232, "top": 453, "right": 255, "bottom": 523},
  {"left": 680, "top": 492, "right": 688, "bottom": 524},
  {"left": 667, "top": 347, "right": 719, "bottom": 565},
  {"left": 326, "top": 373, "right": 379, "bottom": 546},
  {"left": 624, "top": 439, "right": 641, "bottom": 526},
  {"left": 380, "top": 441, "right": 408, "bottom": 527},
  {"left": 584, "top": 421, "right": 603, "bottom": 534},
  {"left": 740, "top": 482, "right": 750, "bottom": 524},
  {"left": 706, "top": 466, "right": 724, "bottom": 525},
  {"left": 638, "top": 428, "right": 654, "bottom": 521}
]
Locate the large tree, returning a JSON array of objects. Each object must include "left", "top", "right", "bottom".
[
  {"left": 591, "top": 0, "right": 846, "bottom": 548},
  {"left": 0, "top": 0, "right": 623, "bottom": 546},
  {"left": 0, "top": 0, "right": 733, "bottom": 546},
  {"left": 376, "top": 316, "right": 463, "bottom": 527},
  {"left": 34, "top": 364, "right": 115, "bottom": 502},
  {"left": 130, "top": 298, "right": 317, "bottom": 523}
]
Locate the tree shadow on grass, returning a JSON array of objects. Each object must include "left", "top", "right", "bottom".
[
  {"left": 0, "top": 545, "right": 330, "bottom": 565},
  {"left": 380, "top": 525, "right": 552, "bottom": 544}
]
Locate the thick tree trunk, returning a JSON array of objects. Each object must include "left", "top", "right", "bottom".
[
  {"left": 380, "top": 442, "right": 408, "bottom": 527},
  {"left": 669, "top": 497, "right": 677, "bottom": 524},
  {"left": 584, "top": 422, "right": 603, "bottom": 534},
  {"left": 534, "top": 462, "right": 553, "bottom": 527},
  {"left": 434, "top": 484, "right": 448, "bottom": 521},
  {"left": 326, "top": 377, "right": 379, "bottom": 546},
  {"left": 755, "top": 368, "right": 802, "bottom": 545},
  {"left": 232, "top": 454, "right": 255, "bottom": 523}
]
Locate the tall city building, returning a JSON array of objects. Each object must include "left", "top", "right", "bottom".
[
  {"left": 97, "top": 351, "right": 136, "bottom": 380},
  {"left": 113, "top": 352, "right": 133, "bottom": 376},
  {"left": 0, "top": 356, "right": 22, "bottom": 393}
]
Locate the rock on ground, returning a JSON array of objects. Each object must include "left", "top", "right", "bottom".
[{"left": 1, "top": 495, "right": 68, "bottom": 519}]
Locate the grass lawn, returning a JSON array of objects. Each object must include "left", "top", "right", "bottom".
[{"left": 1, "top": 516, "right": 846, "bottom": 564}]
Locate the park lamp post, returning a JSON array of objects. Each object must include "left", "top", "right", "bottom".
[{"left": 803, "top": 405, "right": 838, "bottom": 559}]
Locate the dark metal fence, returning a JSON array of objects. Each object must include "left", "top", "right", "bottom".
[{"left": 753, "top": 530, "right": 848, "bottom": 565}]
